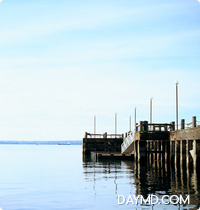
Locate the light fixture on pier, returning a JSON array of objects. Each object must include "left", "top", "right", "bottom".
[
  {"left": 134, "top": 106, "right": 136, "bottom": 132},
  {"left": 150, "top": 97, "right": 153, "bottom": 124},
  {"left": 94, "top": 115, "right": 96, "bottom": 134},
  {"left": 175, "top": 81, "right": 179, "bottom": 130},
  {"left": 115, "top": 113, "right": 117, "bottom": 135}
]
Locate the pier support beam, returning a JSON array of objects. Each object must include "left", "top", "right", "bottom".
[
  {"left": 170, "top": 140, "right": 175, "bottom": 164},
  {"left": 193, "top": 140, "right": 197, "bottom": 169},
  {"left": 186, "top": 140, "right": 189, "bottom": 169},
  {"left": 186, "top": 140, "right": 193, "bottom": 169},
  {"left": 175, "top": 140, "right": 180, "bottom": 166},
  {"left": 134, "top": 140, "right": 137, "bottom": 161},
  {"left": 180, "top": 140, "right": 186, "bottom": 168},
  {"left": 164, "top": 140, "right": 167, "bottom": 164},
  {"left": 157, "top": 140, "right": 160, "bottom": 166},
  {"left": 175, "top": 140, "right": 177, "bottom": 166},
  {"left": 137, "top": 140, "right": 146, "bottom": 164}
]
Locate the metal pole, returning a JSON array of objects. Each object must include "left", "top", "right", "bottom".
[
  {"left": 150, "top": 97, "right": 153, "bottom": 124},
  {"left": 129, "top": 116, "right": 131, "bottom": 131},
  {"left": 176, "top": 82, "right": 179, "bottom": 130},
  {"left": 135, "top": 107, "right": 136, "bottom": 132},
  {"left": 94, "top": 115, "right": 96, "bottom": 134},
  {"left": 115, "top": 113, "right": 117, "bottom": 135}
]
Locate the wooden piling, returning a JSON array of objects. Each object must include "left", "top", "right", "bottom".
[
  {"left": 181, "top": 119, "right": 185, "bottom": 130},
  {"left": 192, "top": 116, "right": 196, "bottom": 128},
  {"left": 193, "top": 139, "right": 197, "bottom": 169}
]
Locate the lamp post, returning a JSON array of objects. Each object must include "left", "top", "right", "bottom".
[
  {"left": 134, "top": 107, "right": 136, "bottom": 132},
  {"left": 150, "top": 97, "right": 153, "bottom": 124},
  {"left": 115, "top": 113, "right": 117, "bottom": 135},
  {"left": 175, "top": 81, "right": 179, "bottom": 130},
  {"left": 94, "top": 115, "right": 96, "bottom": 134}
]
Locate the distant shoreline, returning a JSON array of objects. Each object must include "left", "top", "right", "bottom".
[{"left": 0, "top": 140, "right": 82, "bottom": 145}]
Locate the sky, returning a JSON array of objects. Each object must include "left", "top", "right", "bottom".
[{"left": 0, "top": 0, "right": 200, "bottom": 140}]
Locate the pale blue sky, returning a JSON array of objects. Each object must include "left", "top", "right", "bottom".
[{"left": 0, "top": 0, "right": 200, "bottom": 140}]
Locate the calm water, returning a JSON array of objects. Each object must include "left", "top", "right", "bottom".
[{"left": 0, "top": 145, "right": 199, "bottom": 210}]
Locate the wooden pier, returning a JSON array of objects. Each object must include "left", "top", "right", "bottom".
[
  {"left": 128, "top": 121, "right": 173, "bottom": 163},
  {"left": 82, "top": 116, "right": 200, "bottom": 209},
  {"left": 82, "top": 132, "right": 123, "bottom": 156},
  {"left": 82, "top": 116, "right": 200, "bottom": 168},
  {"left": 170, "top": 116, "right": 200, "bottom": 169}
]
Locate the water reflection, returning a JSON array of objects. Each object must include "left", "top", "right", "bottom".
[
  {"left": 83, "top": 153, "right": 200, "bottom": 210},
  {"left": 83, "top": 157, "right": 123, "bottom": 195}
]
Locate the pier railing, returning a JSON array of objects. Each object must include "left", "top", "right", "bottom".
[
  {"left": 185, "top": 121, "right": 200, "bottom": 128},
  {"left": 148, "top": 123, "right": 173, "bottom": 132},
  {"left": 135, "top": 122, "right": 174, "bottom": 132},
  {"left": 84, "top": 132, "right": 123, "bottom": 139},
  {"left": 175, "top": 117, "right": 199, "bottom": 130},
  {"left": 122, "top": 122, "right": 173, "bottom": 154},
  {"left": 121, "top": 131, "right": 135, "bottom": 154}
]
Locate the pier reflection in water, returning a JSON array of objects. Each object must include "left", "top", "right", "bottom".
[{"left": 82, "top": 153, "right": 200, "bottom": 210}]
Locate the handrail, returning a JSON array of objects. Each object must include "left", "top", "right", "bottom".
[
  {"left": 84, "top": 132, "right": 123, "bottom": 139},
  {"left": 135, "top": 122, "right": 173, "bottom": 132},
  {"left": 121, "top": 132, "right": 135, "bottom": 153}
]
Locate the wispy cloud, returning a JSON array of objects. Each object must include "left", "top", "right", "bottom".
[
  {"left": 0, "top": 1, "right": 189, "bottom": 44},
  {"left": 0, "top": 0, "right": 200, "bottom": 139}
]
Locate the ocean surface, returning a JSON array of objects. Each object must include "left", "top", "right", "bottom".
[{"left": 0, "top": 145, "right": 199, "bottom": 210}]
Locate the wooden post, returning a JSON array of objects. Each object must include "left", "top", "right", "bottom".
[
  {"left": 137, "top": 140, "right": 140, "bottom": 163},
  {"left": 146, "top": 140, "right": 149, "bottom": 151},
  {"left": 139, "top": 121, "right": 143, "bottom": 131},
  {"left": 175, "top": 140, "right": 177, "bottom": 166},
  {"left": 171, "top": 121, "right": 175, "bottom": 131},
  {"left": 143, "top": 121, "right": 148, "bottom": 131},
  {"left": 134, "top": 140, "right": 137, "bottom": 162},
  {"left": 186, "top": 140, "right": 189, "bottom": 169},
  {"left": 136, "top": 123, "right": 138, "bottom": 132},
  {"left": 193, "top": 140, "right": 197, "bottom": 169},
  {"left": 197, "top": 140, "right": 200, "bottom": 168},
  {"left": 165, "top": 140, "right": 169, "bottom": 165},
  {"left": 84, "top": 132, "right": 87, "bottom": 138},
  {"left": 192, "top": 116, "right": 196, "bottom": 128},
  {"left": 149, "top": 152, "right": 151, "bottom": 164},
  {"left": 157, "top": 140, "right": 160, "bottom": 164},
  {"left": 180, "top": 140, "right": 183, "bottom": 167},
  {"left": 170, "top": 140, "right": 173, "bottom": 162},
  {"left": 103, "top": 132, "right": 107, "bottom": 139},
  {"left": 181, "top": 119, "right": 185, "bottom": 130},
  {"left": 161, "top": 140, "right": 163, "bottom": 152},
  {"left": 138, "top": 140, "right": 146, "bottom": 164}
]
